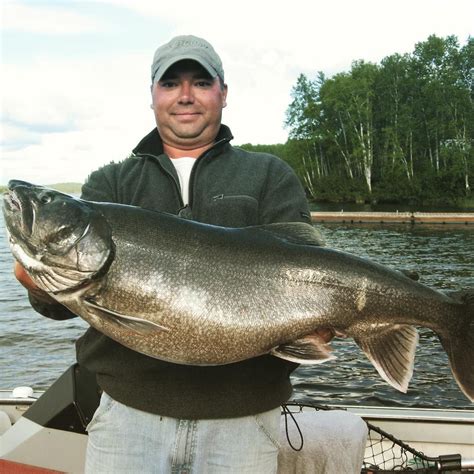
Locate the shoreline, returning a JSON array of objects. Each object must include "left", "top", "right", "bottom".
[{"left": 311, "top": 211, "right": 474, "bottom": 225}]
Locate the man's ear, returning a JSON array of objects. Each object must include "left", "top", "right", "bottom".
[{"left": 222, "top": 83, "right": 228, "bottom": 108}]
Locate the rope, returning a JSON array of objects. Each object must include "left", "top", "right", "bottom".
[{"left": 281, "top": 404, "right": 304, "bottom": 451}]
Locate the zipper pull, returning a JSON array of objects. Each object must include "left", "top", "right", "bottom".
[{"left": 212, "top": 194, "right": 224, "bottom": 201}]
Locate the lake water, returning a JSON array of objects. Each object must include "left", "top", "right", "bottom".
[{"left": 1, "top": 211, "right": 473, "bottom": 409}]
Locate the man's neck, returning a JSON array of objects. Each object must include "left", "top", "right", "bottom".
[{"left": 163, "top": 142, "right": 213, "bottom": 159}]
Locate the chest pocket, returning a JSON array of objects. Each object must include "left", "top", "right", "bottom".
[{"left": 208, "top": 194, "right": 259, "bottom": 227}]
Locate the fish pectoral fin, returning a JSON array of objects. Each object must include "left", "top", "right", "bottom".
[
  {"left": 83, "top": 299, "right": 169, "bottom": 335},
  {"left": 270, "top": 334, "right": 336, "bottom": 364},
  {"left": 354, "top": 324, "right": 418, "bottom": 393}
]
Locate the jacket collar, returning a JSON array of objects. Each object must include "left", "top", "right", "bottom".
[{"left": 132, "top": 124, "right": 234, "bottom": 157}]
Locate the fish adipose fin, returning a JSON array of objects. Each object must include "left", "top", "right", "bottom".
[
  {"left": 438, "top": 290, "right": 474, "bottom": 402},
  {"left": 247, "top": 222, "right": 325, "bottom": 247},
  {"left": 271, "top": 334, "right": 336, "bottom": 364},
  {"left": 84, "top": 299, "right": 169, "bottom": 335},
  {"left": 354, "top": 325, "right": 418, "bottom": 393}
]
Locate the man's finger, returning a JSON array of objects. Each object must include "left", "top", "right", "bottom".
[
  {"left": 315, "top": 328, "right": 335, "bottom": 343},
  {"left": 14, "top": 261, "right": 38, "bottom": 290},
  {"left": 13, "top": 261, "right": 56, "bottom": 304}
]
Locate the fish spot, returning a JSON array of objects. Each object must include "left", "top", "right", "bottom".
[
  {"left": 355, "top": 277, "right": 369, "bottom": 311},
  {"left": 356, "top": 291, "right": 367, "bottom": 311}
]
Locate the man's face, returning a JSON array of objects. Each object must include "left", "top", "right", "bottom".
[{"left": 151, "top": 60, "right": 228, "bottom": 151}]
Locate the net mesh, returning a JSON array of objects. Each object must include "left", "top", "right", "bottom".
[{"left": 362, "top": 420, "right": 436, "bottom": 472}]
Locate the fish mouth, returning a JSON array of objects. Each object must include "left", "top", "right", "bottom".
[
  {"left": 2, "top": 181, "right": 36, "bottom": 240},
  {"left": 3, "top": 190, "right": 22, "bottom": 213}
]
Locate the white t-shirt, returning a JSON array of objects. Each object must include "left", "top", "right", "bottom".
[{"left": 170, "top": 157, "right": 196, "bottom": 205}]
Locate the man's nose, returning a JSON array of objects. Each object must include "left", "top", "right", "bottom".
[{"left": 178, "top": 81, "right": 194, "bottom": 104}]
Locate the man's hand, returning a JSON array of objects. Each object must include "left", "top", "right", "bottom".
[
  {"left": 14, "top": 261, "right": 56, "bottom": 304},
  {"left": 14, "top": 261, "right": 36, "bottom": 290}
]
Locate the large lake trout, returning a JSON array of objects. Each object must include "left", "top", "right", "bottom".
[{"left": 3, "top": 180, "right": 474, "bottom": 401}]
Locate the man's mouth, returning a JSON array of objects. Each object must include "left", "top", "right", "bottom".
[{"left": 172, "top": 111, "right": 201, "bottom": 117}]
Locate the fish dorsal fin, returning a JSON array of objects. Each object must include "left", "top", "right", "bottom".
[
  {"left": 271, "top": 334, "right": 336, "bottom": 364},
  {"left": 83, "top": 299, "right": 169, "bottom": 335},
  {"left": 354, "top": 324, "right": 418, "bottom": 393},
  {"left": 247, "top": 222, "right": 325, "bottom": 247}
]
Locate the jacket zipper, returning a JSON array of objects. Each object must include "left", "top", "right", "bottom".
[
  {"left": 132, "top": 152, "right": 183, "bottom": 208},
  {"left": 188, "top": 136, "right": 230, "bottom": 209},
  {"left": 134, "top": 136, "right": 231, "bottom": 212}
]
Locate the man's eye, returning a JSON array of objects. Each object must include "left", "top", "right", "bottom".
[
  {"left": 196, "top": 80, "right": 212, "bottom": 87},
  {"left": 159, "top": 81, "right": 177, "bottom": 88}
]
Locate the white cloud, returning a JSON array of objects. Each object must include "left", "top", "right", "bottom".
[
  {"left": 2, "top": 2, "right": 102, "bottom": 34},
  {"left": 94, "top": 0, "right": 473, "bottom": 66},
  {"left": 1, "top": 122, "right": 41, "bottom": 150},
  {"left": 1, "top": 0, "right": 473, "bottom": 184},
  {"left": 1, "top": 52, "right": 154, "bottom": 185}
]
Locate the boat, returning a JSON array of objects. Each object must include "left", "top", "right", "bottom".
[{"left": 1, "top": 364, "right": 473, "bottom": 473}]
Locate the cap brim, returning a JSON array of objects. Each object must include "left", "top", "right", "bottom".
[{"left": 152, "top": 54, "right": 218, "bottom": 83}]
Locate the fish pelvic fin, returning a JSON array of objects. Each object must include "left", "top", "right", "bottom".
[
  {"left": 271, "top": 334, "right": 336, "bottom": 364},
  {"left": 354, "top": 325, "right": 418, "bottom": 393},
  {"left": 84, "top": 299, "right": 169, "bottom": 335},
  {"left": 439, "top": 290, "right": 474, "bottom": 402}
]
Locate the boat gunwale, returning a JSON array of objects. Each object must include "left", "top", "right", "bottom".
[
  {"left": 1, "top": 391, "right": 473, "bottom": 423},
  {"left": 283, "top": 402, "right": 474, "bottom": 424}
]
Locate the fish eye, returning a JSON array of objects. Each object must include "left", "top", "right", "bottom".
[{"left": 39, "top": 192, "right": 54, "bottom": 204}]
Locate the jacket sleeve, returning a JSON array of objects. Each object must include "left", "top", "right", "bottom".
[
  {"left": 28, "top": 292, "right": 78, "bottom": 320},
  {"left": 259, "top": 160, "right": 312, "bottom": 225}
]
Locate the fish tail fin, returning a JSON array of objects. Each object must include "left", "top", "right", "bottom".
[{"left": 439, "top": 290, "right": 474, "bottom": 402}]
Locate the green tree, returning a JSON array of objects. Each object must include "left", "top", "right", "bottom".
[
  {"left": 375, "top": 53, "right": 416, "bottom": 182},
  {"left": 319, "top": 61, "right": 379, "bottom": 193},
  {"left": 281, "top": 34, "right": 472, "bottom": 205},
  {"left": 285, "top": 73, "right": 328, "bottom": 197}
]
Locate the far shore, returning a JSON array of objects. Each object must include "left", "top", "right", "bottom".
[
  {"left": 1, "top": 183, "right": 473, "bottom": 212},
  {"left": 0, "top": 183, "right": 83, "bottom": 195}
]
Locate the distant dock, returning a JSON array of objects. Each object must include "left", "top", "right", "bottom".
[{"left": 311, "top": 211, "right": 474, "bottom": 225}]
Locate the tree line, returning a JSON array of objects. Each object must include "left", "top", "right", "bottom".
[{"left": 241, "top": 35, "right": 473, "bottom": 206}]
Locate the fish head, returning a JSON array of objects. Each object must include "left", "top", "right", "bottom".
[{"left": 3, "top": 180, "right": 113, "bottom": 293}]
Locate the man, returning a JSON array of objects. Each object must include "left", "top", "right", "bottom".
[{"left": 15, "top": 35, "right": 332, "bottom": 473}]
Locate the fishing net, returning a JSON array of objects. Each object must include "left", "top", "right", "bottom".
[
  {"left": 361, "top": 420, "right": 458, "bottom": 473},
  {"left": 282, "top": 402, "right": 466, "bottom": 473}
]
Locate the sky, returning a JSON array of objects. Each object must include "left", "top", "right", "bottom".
[{"left": 1, "top": 0, "right": 473, "bottom": 186}]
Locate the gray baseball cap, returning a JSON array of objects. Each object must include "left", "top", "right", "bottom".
[{"left": 151, "top": 35, "right": 224, "bottom": 84}]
